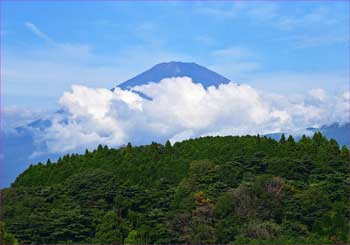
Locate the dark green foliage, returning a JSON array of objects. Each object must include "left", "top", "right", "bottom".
[
  {"left": 280, "top": 134, "right": 286, "bottom": 144},
  {"left": 94, "top": 211, "right": 124, "bottom": 243},
  {"left": 2, "top": 133, "right": 349, "bottom": 244},
  {"left": 0, "top": 221, "right": 18, "bottom": 245}
]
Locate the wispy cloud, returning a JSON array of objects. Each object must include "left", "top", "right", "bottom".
[
  {"left": 212, "top": 46, "right": 254, "bottom": 60},
  {"left": 195, "top": 3, "right": 348, "bottom": 51},
  {"left": 276, "top": 6, "right": 340, "bottom": 31},
  {"left": 287, "top": 34, "right": 349, "bottom": 48},
  {"left": 4, "top": 23, "right": 191, "bottom": 102},
  {"left": 197, "top": 3, "right": 343, "bottom": 33},
  {"left": 209, "top": 46, "right": 261, "bottom": 79},
  {"left": 194, "top": 35, "right": 215, "bottom": 45},
  {"left": 24, "top": 21, "right": 92, "bottom": 59},
  {"left": 25, "top": 22, "right": 54, "bottom": 43},
  {"left": 244, "top": 71, "right": 349, "bottom": 95},
  {"left": 196, "top": 3, "right": 279, "bottom": 21}
]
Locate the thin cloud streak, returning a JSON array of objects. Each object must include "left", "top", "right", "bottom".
[{"left": 25, "top": 22, "right": 54, "bottom": 44}]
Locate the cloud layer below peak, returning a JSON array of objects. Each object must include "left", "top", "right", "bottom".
[{"left": 34, "top": 77, "right": 349, "bottom": 153}]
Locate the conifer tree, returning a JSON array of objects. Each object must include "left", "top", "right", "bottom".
[{"left": 279, "top": 134, "right": 286, "bottom": 144}]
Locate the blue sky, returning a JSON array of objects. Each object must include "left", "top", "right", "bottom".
[{"left": 2, "top": 1, "right": 349, "bottom": 109}]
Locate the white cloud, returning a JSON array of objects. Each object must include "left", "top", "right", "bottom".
[
  {"left": 1, "top": 106, "right": 48, "bottom": 132},
  {"left": 196, "top": 2, "right": 278, "bottom": 20},
  {"left": 196, "top": 3, "right": 238, "bottom": 18},
  {"left": 309, "top": 88, "right": 327, "bottom": 101},
  {"left": 25, "top": 22, "right": 54, "bottom": 43},
  {"left": 247, "top": 4, "right": 279, "bottom": 20},
  {"left": 194, "top": 35, "right": 215, "bottom": 45},
  {"left": 277, "top": 6, "right": 339, "bottom": 31},
  {"left": 208, "top": 46, "right": 261, "bottom": 80},
  {"left": 35, "top": 77, "right": 349, "bottom": 153},
  {"left": 197, "top": 3, "right": 341, "bottom": 30},
  {"left": 197, "top": 3, "right": 347, "bottom": 49},
  {"left": 243, "top": 71, "right": 349, "bottom": 95},
  {"left": 212, "top": 47, "right": 254, "bottom": 60},
  {"left": 276, "top": 32, "right": 349, "bottom": 49},
  {"left": 332, "top": 91, "right": 350, "bottom": 124}
]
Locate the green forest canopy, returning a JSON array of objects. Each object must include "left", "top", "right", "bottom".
[{"left": 1, "top": 133, "right": 349, "bottom": 244}]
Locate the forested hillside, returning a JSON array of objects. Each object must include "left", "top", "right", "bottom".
[{"left": 1, "top": 133, "right": 349, "bottom": 244}]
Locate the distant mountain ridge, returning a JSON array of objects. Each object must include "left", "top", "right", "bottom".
[
  {"left": 307, "top": 122, "right": 350, "bottom": 147},
  {"left": 265, "top": 122, "right": 350, "bottom": 147},
  {"left": 118, "top": 61, "right": 230, "bottom": 89}
]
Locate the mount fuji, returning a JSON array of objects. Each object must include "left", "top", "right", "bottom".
[{"left": 118, "top": 61, "right": 230, "bottom": 90}]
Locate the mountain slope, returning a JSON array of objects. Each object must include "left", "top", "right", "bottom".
[
  {"left": 118, "top": 61, "right": 230, "bottom": 89},
  {"left": 3, "top": 134, "right": 350, "bottom": 244}
]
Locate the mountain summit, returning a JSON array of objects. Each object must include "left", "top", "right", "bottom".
[{"left": 118, "top": 61, "right": 230, "bottom": 89}]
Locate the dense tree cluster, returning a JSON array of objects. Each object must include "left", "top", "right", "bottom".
[
  {"left": 1, "top": 133, "right": 349, "bottom": 244},
  {"left": 0, "top": 221, "right": 18, "bottom": 244}
]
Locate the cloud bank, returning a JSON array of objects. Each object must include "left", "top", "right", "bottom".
[
  {"left": 2, "top": 106, "right": 48, "bottom": 132},
  {"left": 34, "top": 77, "right": 349, "bottom": 153}
]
